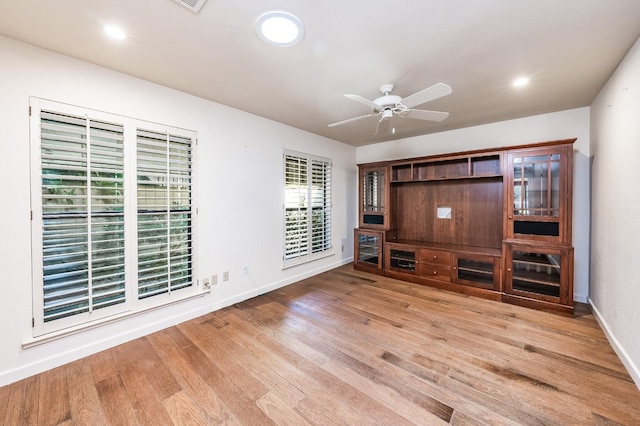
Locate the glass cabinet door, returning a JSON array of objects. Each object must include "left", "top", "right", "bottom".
[
  {"left": 508, "top": 146, "right": 570, "bottom": 242},
  {"left": 386, "top": 245, "right": 418, "bottom": 275},
  {"left": 360, "top": 166, "right": 387, "bottom": 228},
  {"left": 505, "top": 243, "right": 573, "bottom": 306},
  {"left": 512, "top": 153, "right": 560, "bottom": 217},
  {"left": 511, "top": 250, "right": 561, "bottom": 298},
  {"left": 453, "top": 254, "right": 498, "bottom": 290},
  {"left": 356, "top": 231, "right": 382, "bottom": 270}
]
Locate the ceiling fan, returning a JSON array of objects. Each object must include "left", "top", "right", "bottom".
[{"left": 328, "top": 83, "right": 452, "bottom": 135}]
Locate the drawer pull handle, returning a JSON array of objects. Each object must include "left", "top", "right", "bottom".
[
  {"left": 433, "top": 271, "right": 437, "bottom": 275},
  {"left": 433, "top": 255, "right": 437, "bottom": 259}
]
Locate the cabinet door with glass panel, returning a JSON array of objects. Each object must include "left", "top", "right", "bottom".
[
  {"left": 359, "top": 164, "right": 391, "bottom": 229},
  {"left": 385, "top": 244, "right": 419, "bottom": 276},
  {"left": 504, "top": 243, "right": 574, "bottom": 310},
  {"left": 354, "top": 229, "right": 384, "bottom": 273},
  {"left": 452, "top": 253, "right": 501, "bottom": 291},
  {"left": 507, "top": 143, "right": 573, "bottom": 243}
]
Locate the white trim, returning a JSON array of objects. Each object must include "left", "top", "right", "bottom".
[
  {"left": 588, "top": 297, "right": 640, "bottom": 390},
  {"left": 22, "top": 289, "right": 210, "bottom": 349}
]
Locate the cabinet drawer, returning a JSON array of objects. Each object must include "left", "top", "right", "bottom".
[
  {"left": 420, "top": 249, "right": 451, "bottom": 266},
  {"left": 420, "top": 265, "right": 451, "bottom": 281}
]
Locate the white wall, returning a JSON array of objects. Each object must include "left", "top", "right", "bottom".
[
  {"left": 590, "top": 36, "right": 640, "bottom": 387},
  {"left": 0, "top": 35, "right": 357, "bottom": 386},
  {"left": 356, "top": 108, "right": 591, "bottom": 303}
]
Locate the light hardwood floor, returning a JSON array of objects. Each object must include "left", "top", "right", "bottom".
[{"left": 2, "top": 265, "right": 640, "bottom": 425}]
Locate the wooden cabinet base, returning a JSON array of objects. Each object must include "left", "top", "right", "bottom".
[
  {"left": 384, "top": 270, "right": 503, "bottom": 302},
  {"left": 502, "top": 293, "right": 574, "bottom": 316},
  {"left": 353, "top": 262, "right": 386, "bottom": 276},
  {"left": 383, "top": 267, "right": 573, "bottom": 314}
]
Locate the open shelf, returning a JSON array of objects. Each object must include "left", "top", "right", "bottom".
[
  {"left": 390, "top": 153, "right": 502, "bottom": 183},
  {"left": 414, "top": 158, "right": 468, "bottom": 180},
  {"left": 391, "top": 164, "right": 412, "bottom": 182},
  {"left": 471, "top": 155, "right": 501, "bottom": 176}
]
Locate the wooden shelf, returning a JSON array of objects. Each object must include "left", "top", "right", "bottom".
[
  {"left": 459, "top": 266, "right": 492, "bottom": 276},
  {"left": 390, "top": 153, "right": 502, "bottom": 183},
  {"left": 390, "top": 163, "right": 412, "bottom": 182}
]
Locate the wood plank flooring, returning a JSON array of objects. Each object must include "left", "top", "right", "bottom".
[{"left": 2, "top": 264, "right": 639, "bottom": 425}]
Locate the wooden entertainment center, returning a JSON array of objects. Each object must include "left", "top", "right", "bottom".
[{"left": 354, "top": 138, "right": 575, "bottom": 314}]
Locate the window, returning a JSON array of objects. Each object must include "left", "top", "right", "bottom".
[
  {"left": 30, "top": 99, "right": 197, "bottom": 336},
  {"left": 283, "top": 150, "right": 332, "bottom": 266}
]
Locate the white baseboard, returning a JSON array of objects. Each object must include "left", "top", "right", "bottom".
[
  {"left": 209, "top": 256, "right": 353, "bottom": 312},
  {"left": 0, "top": 257, "right": 353, "bottom": 387},
  {"left": 588, "top": 297, "right": 640, "bottom": 390},
  {"left": 0, "top": 302, "right": 215, "bottom": 387}
]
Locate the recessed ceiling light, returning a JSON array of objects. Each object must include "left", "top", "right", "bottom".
[
  {"left": 513, "top": 77, "right": 530, "bottom": 87},
  {"left": 255, "top": 11, "right": 304, "bottom": 47},
  {"left": 104, "top": 25, "right": 127, "bottom": 40}
]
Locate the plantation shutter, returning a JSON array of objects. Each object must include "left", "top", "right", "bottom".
[
  {"left": 40, "top": 111, "right": 126, "bottom": 322},
  {"left": 137, "top": 130, "right": 193, "bottom": 299},
  {"left": 283, "top": 151, "right": 332, "bottom": 265},
  {"left": 311, "top": 159, "right": 332, "bottom": 253},
  {"left": 284, "top": 154, "right": 309, "bottom": 261}
]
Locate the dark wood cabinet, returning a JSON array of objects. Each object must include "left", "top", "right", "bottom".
[{"left": 355, "top": 139, "right": 575, "bottom": 314}]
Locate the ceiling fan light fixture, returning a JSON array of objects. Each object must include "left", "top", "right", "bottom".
[{"left": 255, "top": 11, "right": 304, "bottom": 47}]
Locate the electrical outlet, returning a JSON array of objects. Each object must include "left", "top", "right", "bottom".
[
  {"left": 243, "top": 265, "right": 248, "bottom": 274},
  {"left": 202, "top": 277, "right": 211, "bottom": 289},
  {"left": 211, "top": 274, "right": 218, "bottom": 285},
  {"left": 223, "top": 271, "right": 229, "bottom": 281}
]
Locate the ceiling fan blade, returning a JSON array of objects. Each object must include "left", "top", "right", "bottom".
[
  {"left": 328, "top": 112, "right": 379, "bottom": 127},
  {"left": 401, "top": 83, "right": 452, "bottom": 108},
  {"left": 344, "top": 94, "right": 379, "bottom": 110},
  {"left": 375, "top": 116, "right": 392, "bottom": 136},
  {"left": 404, "top": 109, "right": 450, "bottom": 122}
]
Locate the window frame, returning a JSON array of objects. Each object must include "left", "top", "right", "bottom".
[
  {"left": 29, "top": 98, "right": 199, "bottom": 337},
  {"left": 283, "top": 150, "right": 333, "bottom": 267}
]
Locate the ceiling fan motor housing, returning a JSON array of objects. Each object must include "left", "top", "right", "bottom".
[{"left": 374, "top": 95, "right": 402, "bottom": 111}]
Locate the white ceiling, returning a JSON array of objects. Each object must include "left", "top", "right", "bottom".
[{"left": 1, "top": 0, "right": 639, "bottom": 146}]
